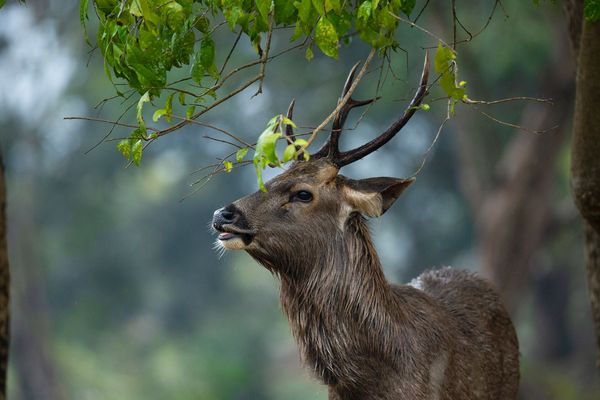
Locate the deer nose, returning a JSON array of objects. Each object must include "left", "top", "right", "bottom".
[{"left": 212, "top": 206, "right": 237, "bottom": 229}]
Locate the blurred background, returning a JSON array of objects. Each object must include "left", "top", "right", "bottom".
[{"left": 1, "top": 0, "right": 598, "bottom": 399}]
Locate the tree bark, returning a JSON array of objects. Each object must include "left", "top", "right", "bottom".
[
  {"left": 0, "top": 150, "right": 10, "bottom": 399},
  {"left": 570, "top": 17, "right": 600, "bottom": 369}
]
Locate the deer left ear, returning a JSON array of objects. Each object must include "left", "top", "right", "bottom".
[{"left": 343, "top": 177, "right": 415, "bottom": 218}]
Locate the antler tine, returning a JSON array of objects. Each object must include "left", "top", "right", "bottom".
[
  {"left": 313, "top": 62, "right": 378, "bottom": 159},
  {"left": 334, "top": 51, "right": 430, "bottom": 168},
  {"left": 284, "top": 99, "right": 297, "bottom": 145}
]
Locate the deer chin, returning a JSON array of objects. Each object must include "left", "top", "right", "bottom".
[
  {"left": 217, "top": 232, "right": 248, "bottom": 250},
  {"left": 214, "top": 225, "right": 255, "bottom": 250}
]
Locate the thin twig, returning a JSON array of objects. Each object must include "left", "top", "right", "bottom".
[
  {"left": 64, "top": 116, "right": 155, "bottom": 131},
  {"left": 203, "top": 135, "right": 242, "bottom": 149},
  {"left": 219, "top": 29, "right": 243, "bottom": 77},
  {"left": 85, "top": 100, "right": 137, "bottom": 154},
  {"left": 302, "top": 48, "right": 377, "bottom": 151},
  {"left": 464, "top": 96, "right": 553, "bottom": 106},
  {"left": 389, "top": 11, "right": 452, "bottom": 49},
  {"left": 476, "top": 109, "right": 558, "bottom": 134},
  {"left": 452, "top": 0, "right": 504, "bottom": 46},
  {"left": 253, "top": 13, "right": 275, "bottom": 98},
  {"left": 155, "top": 74, "right": 262, "bottom": 137},
  {"left": 412, "top": 0, "right": 431, "bottom": 24},
  {"left": 168, "top": 113, "right": 255, "bottom": 148},
  {"left": 409, "top": 115, "right": 451, "bottom": 178},
  {"left": 451, "top": 0, "right": 457, "bottom": 49}
]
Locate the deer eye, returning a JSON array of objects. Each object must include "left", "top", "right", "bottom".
[{"left": 292, "top": 190, "right": 313, "bottom": 203}]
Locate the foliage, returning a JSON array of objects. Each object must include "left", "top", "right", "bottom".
[
  {"left": 83, "top": 0, "right": 417, "bottom": 96},
  {"left": 434, "top": 42, "right": 467, "bottom": 116},
  {"left": 80, "top": 0, "right": 426, "bottom": 174},
  {"left": 585, "top": 0, "right": 600, "bottom": 22},
  {"left": 249, "top": 114, "right": 305, "bottom": 191}
]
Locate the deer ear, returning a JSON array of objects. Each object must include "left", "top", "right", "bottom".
[{"left": 343, "top": 177, "right": 415, "bottom": 217}]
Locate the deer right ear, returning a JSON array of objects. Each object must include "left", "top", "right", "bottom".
[{"left": 343, "top": 177, "right": 415, "bottom": 218}]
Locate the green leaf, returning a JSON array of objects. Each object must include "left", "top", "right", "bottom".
[
  {"left": 255, "top": 0, "right": 271, "bottom": 21},
  {"left": 201, "top": 35, "right": 216, "bottom": 68},
  {"left": 254, "top": 163, "right": 267, "bottom": 192},
  {"left": 137, "top": 91, "right": 151, "bottom": 127},
  {"left": 192, "top": 35, "right": 216, "bottom": 83},
  {"left": 274, "top": 0, "right": 298, "bottom": 24},
  {"left": 315, "top": 17, "right": 338, "bottom": 58},
  {"left": 236, "top": 147, "right": 249, "bottom": 162},
  {"left": 152, "top": 108, "right": 167, "bottom": 122},
  {"left": 117, "top": 139, "right": 131, "bottom": 160},
  {"left": 164, "top": 92, "right": 174, "bottom": 123},
  {"left": 584, "top": 0, "right": 600, "bottom": 22},
  {"left": 399, "top": 0, "right": 416, "bottom": 15},
  {"left": 186, "top": 106, "right": 195, "bottom": 119},
  {"left": 80, "top": 0, "right": 90, "bottom": 45},
  {"left": 282, "top": 144, "right": 296, "bottom": 162},
  {"left": 305, "top": 46, "right": 314, "bottom": 60},
  {"left": 293, "top": 139, "right": 308, "bottom": 147},
  {"left": 281, "top": 117, "right": 297, "bottom": 128},
  {"left": 294, "top": 0, "right": 312, "bottom": 25},
  {"left": 132, "top": 140, "right": 143, "bottom": 166},
  {"left": 255, "top": 131, "right": 282, "bottom": 165},
  {"left": 223, "top": 160, "right": 233, "bottom": 172},
  {"left": 357, "top": 1, "right": 372, "bottom": 21},
  {"left": 434, "top": 42, "right": 455, "bottom": 74},
  {"left": 311, "top": 0, "right": 325, "bottom": 16},
  {"left": 194, "top": 15, "right": 211, "bottom": 33},
  {"left": 223, "top": 5, "right": 243, "bottom": 30},
  {"left": 131, "top": 126, "right": 148, "bottom": 140},
  {"left": 324, "top": 0, "right": 341, "bottom": 12},
  {"left": 434, "top": 42, "right": 465, "bottom": 102}
]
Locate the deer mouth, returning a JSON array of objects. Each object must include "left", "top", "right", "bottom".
[{"left": 214, "top": 226, "right": 255, "bottom": 250}]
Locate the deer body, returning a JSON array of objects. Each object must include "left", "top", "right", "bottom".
[{"left": 212, "top": 55, "right": 519, "bottom": 399}]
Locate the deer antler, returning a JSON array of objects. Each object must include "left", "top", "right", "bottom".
[
  {"left": 313, "top": 52, "right": 429, "bottom": 167},
  {"left": 283, "top": 99, "right": 297, "bottom": 145},
  {"left": 312, "top": 62, "right": 379, "bottom": 160}
]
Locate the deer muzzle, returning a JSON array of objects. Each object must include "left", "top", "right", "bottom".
[{"left": 212, "top": 205, "right": 255, "bottom": 250}]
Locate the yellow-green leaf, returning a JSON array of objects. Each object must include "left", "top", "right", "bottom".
[
  {"left": 305, "top": 46, "right": 314, "bottom": 61},
  {"left": 152, "top": 109, "right": 167, "bottom": 122},
  {"left": 315, "top": 17, "right": 338, "bottom": 58},
  {"left": 282, "top": 144, "right": 296, "bottom": 162},
  {"left": 132, "top": 140, "right": 143, "bottom": 166},
  {"left": 236, "top": 147, "right": 249, "bottom": 162},
  {"left": 117, "top": 139, "right": 131, "bottom": 160},
  {"left": 186, "top": 106, "right": 195, "bottom": 119},
  {"left": 281, "top": 117, "right": 297, "bottom": 128}
]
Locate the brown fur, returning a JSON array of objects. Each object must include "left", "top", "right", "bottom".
[{"left": 213, "top": 159, "right": 519, "bottom": 399}]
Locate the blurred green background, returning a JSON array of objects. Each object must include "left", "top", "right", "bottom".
[{"left": 1, "top": 0, "right": 599, "bottom": 399}]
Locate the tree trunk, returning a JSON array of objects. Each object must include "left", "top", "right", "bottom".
[
  {"left": 0, "top": 150, "right": 10, "bottom": 399},
  {"left": 570, "top": 17, "right": 600, "bottom": 369}
]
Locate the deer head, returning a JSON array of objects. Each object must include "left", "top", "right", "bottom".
[{"left": 212, "top": 54, "right": 429, "bottom": 276}]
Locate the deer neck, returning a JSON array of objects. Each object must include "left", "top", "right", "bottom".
[{"left": 276, "top": 215, "right": 399, "bottom": 385}]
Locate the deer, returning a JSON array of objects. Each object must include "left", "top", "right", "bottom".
[{"left": 212, "top": 53, "right": 519, "bottom": 400}]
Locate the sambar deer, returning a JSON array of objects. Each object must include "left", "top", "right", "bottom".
[{"left": 212, "top": 54, "right": 519, "bottom": 400}]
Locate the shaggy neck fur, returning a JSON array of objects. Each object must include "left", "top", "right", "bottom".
[{"left": 252, "top": 215, "right": 406, "bottom": 390}]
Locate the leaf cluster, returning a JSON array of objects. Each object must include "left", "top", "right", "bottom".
[{"left": 80, "top": 0, "right": 419, "bottom": 168}]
